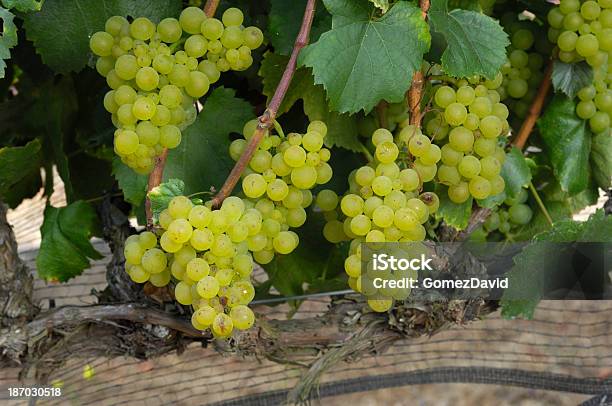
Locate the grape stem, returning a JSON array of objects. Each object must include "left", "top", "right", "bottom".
[
  {"left": 360, "top": 142, "right": 374, "bottom": 162},
  {"left": 145, "top": 148, "right": 169, "bottom": 229},
  {"left": 529, "top": 181, "right": 554, "bottom": 227},
  {"left": 407, "top": 0, "right": 430, "bottom": 127},
  {"left": 376, "top": 100, "right": 389, "bottom": 129},
  {"left": 513, "top": 60, "right": 553, "bottom": 150},
  {"left": 209, "top": 0, "right": 318, "bottom": 208},
  {"left": 143, "top": 0, "right": 222, "bottom": 229},
  {"left": 203, "top": 0, "right": 220, "bottom": 16}
]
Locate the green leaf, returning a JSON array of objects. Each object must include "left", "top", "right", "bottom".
[
  {"left": 147, "top": 178, "right": 184, "bottom": 222},
  {"left": 501, "top": 210, "right": 611, "bottom": 318},
  {"left": 300, "top": 0, "right": 430, "bottom": 113},
  {"left": 259, "top": 52, "right": 362, "bottom": 152},
  {"left": 112, "top": 157, "right": 148, "bottom": 206},
  {"left": 268, "top": 0, "right": 332, "bottom": 55},
  {"left": 163, "top": 87, "right": 255, "bottom": 195},
  {"left": 590, "top": 132, "right": 612, "bottom": 190},
  {"left": 23, "top": 0, "right": 181, "bottom": 74},
  {"left": 1, "top": 0, "right": 41, "bottom": 12},
  {"left": 434, "top": 184, "right": 473, "bottom": 230},
  {"left": 37, "top": 201, "right": 102, "bottom": 282},
  {"left": 551, "top": 60, "right": 593, "bottom": 99},
  {"left": 369, "top": 0, "right": 390, "bottom": 13},
  {"left": 538, "top": 95, "right": 591, "bottom": 195},
  {"left": 428, "top": 0, "right": 509, "bottom": 79},
  {"left": 502, "top": 147, "right": 532, "bottom": 198},
  {"left": 0, "top": 139, "right": 42, "bottom": 196},
  {"left": 0, "top": 7, "right": 17, "bottom": 79}
]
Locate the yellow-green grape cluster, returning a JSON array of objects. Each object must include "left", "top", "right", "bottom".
[
  {"left": 498, "top": 20, "right": 548, "bottom": 119},
  {"left": 483, "top": 188, "right": 533, "bottom": 235},
  {"left": 89, "top": 7, "right": 264, "bottom": 173},
  {"left": 228, "top": 120, "right": 333, "bottom": 264},
  {"left": 124, "top": 196, "right": 259, "bottom": 337},
  {"left": 428, "top": 80, "right": 508, "bottom": 203},
  {"left": 575, "top": 80, "right": 611, "bottom": 133},
  {"left": 316, "top": 128, "right": 441, "bottom": 312},
  {"left": 547, "top": 0, "right": 612, "bottom": 66}
]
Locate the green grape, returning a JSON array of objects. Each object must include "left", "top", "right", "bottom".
[
  {"left": 413, "top": 160, "right": 437, "bottom": 182},
  {"left": 230, "top": 305, "right": 255, "bottom": 330},
  {"left": 419, "top": 192, "right": 440, "bottom": 214},
  {"left": 105, "top": 15, "right": 128, "bottom": 36},
  {"left": 448, "top": 127, "right": 474, "bottom": 152},
  {"left": 190, "top": 228, "right": 214, "bottom": 251},
  {"left": 440, "top": 144, "right": 463, "bottom": 166},
  {"left": 169, "top": 64, "right": 190, "bottom": 87},
  {"left": 589, "top": 111, "right": 610, "bottom": 132},
  {"left": 198, "top": 60, "right": 221, "bottom": 83},
  {"left": 202, "top": 18, "right": 224, "bottom": 40},
  {"left": 399, "top": 168, "right": 420, "bottom": 191},
  {"left": 372, "top": 205, "right": 394, "bottom": 228},
  {"left": 185, "top": 71, "right": 210, "bottom": 98},
  {"left": 141, "top": 248, "right": 167, "bottom": 274},
  {"left": 508, "top": 203, "right": 533, "bottom": 225},
  {"left": 438, "top": 165, "right": 461, "bottom": 185},
  {"left": 130, "top": 17, "right": 155, "bottom": 41},
  {"left": 576, "top": 100, "right": 597, "bottom": 118},
  {"left": 372, "top": 128, "right": 394, "bottom": 145},
  {"left": 90, "top": 31, "right": 114, "bottom": 56},
  {"left": 221, "top": 26, "right": 243, "bottom": 49},
  {"left": 158, "top": 18, "right": 182, "bottom": 43},
  {"left": 512, "top": 29, "right": 535, "bottom": 50},
  {"left": 180, "top": 7, "right": 206, "bottom": 34},
  {"left": 548, "top": 7, "right": 565, "bottom": 28},
  {"left": 469, "top": 96, "right": 493, "bottom": 117},
  {"left": 393, "top": 208, "right": 419, "bottom": 231},
  {"left": 114, "top": 130, "right": 139, "bottom": 155},
  {"left": 560, "top": 0, "right": 580, "bottom": 14},
  {"left": 242, "top": 174, "right": 266, "bottom": 198},
  {"left": 212, "top": 313, "right": 233, "bottom": 338},
  {"left": 350, "top": 214, "right": 371, "bottom": 236},
  {"left": 341, "top": 194, "right": 364, "bottom": 217},
  {"left": 371, "top": 176, "right": 393, "bottom": 196},
  {"left": 136, "top": 121, "right": 160, "bottom": 146},
  {"left": 124, "top": 242, "right": 144, "bottom": 265},
  {"left": 132, "top": 97, "right": 157, "bottom": 121},
  {"left": 151, "top": 105, "right": 172, "bottom": 127},
  {"left": 457, "top": 155, "right": 481, "bottom": 179},
  {"left": 316, "top": 162, "right": 333, "bottom": 184},
  {"left": 169, "top": 196, "right": 193, "bottom": 219},
  {"left": 507, "top": 79, "right": 529, "bottom": 99},
  {"left": 273, "top": 231, "right": 297, "bottom": 254},
  {"left": 291, "top": 166, "right": 317, "bottom": 189},
  {"left": 479, "top": 115, "right": 502, "bottom": 139},
  {"left": 564, "top": 12, "right": 585, "bottom": 31},
  {"left": 194, "top": 305, "right": 217, "bottom": 327},
  {"left": 167, "top": 218, "right": 193, "bottom": 244},
  {"left": 265, "top": 179, "right": 288, "bottom": 201},
  {"left": 135, "top": 67, "right": 159, "bottom": 91},
  {"left": 128, "top": 265, "right": 150, "bottom": 283},
  {"left": 185, "top": 258, "right": 210, "bottom": 281},
  {"left": 160, "top": 125, "right": 182, "bottom": 149},
  {"left": 114, "top": 55, "right": 138, "bottom": 80},
  {"left": 222, "top": 7, "right": 244, "bottom": 27},
  {"left": 468, "top": 176, "right": 491, "bottom": 199},
  {"left": 575, "top": 33, "right": 599, "bottom": 57},
  {"left": 448, "top": 182, "right": 470, "bottom": 203},
  {"left": 581, "top": 1, "right": 601, "bottom": 20},
  {"left": 444, "top": 103, "right": 468, "bottom": 126},
  {"left": 479, "top": 156, "right": 501, "bottom": 179},
  {"left": 419, "top": 144, "right": 441, "bottom": 166},
  {"left": 456, "top": 86, "right": 476, "bottom": 105},
  {"left": 316, "top": 190, "right": 339, "bottom": 211},
  {"left": 408, "top": 134, "right": 431, "bottom": 157},
  {"left": 436, "top": 85, "right": 458, "bottom": 108},
  {"left": 114, "top": 85, "right": 137, "bottom": 106},
  {"left": 283, "top": 145, "right": 307, "bottom": 167},
  {"left": 196, "top": 275, "right": 220, "bottom": 299}
]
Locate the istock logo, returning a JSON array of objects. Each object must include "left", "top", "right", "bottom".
[{"left": 371, "top": 253, "right": 433, "bottom": 271}]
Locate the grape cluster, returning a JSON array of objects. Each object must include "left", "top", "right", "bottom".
[
  {"left": 123, "top": 120, "right": 331, "bottom": 336},
  {"left": 427, "top": 80, "right": 508, "bottom": 203},
  {"left": 498, "top": 18, "right": 549, "bottom": 119},
  {"left": 547, "top": 0, "right": 612, "bottom": 66},
  {"left": 90, "top": 7, "right": 264, "bottom": 173},
  {"left": 547, "top": 0, "right": 612, "bottom": 134},
  {"left": 483, "top": 188, "right": 533, "bottom": 235},
  {"left": 228, "top": 120, "right": 333, "bottom": 264},
  {"left": 316, "top": 128, "right": 440, "bottom": 312}
]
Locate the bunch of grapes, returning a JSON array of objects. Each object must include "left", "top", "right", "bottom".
[
  {"left": 122, "top": 120, "right": 331, "bottom": 336},
  {"left": 547, "top": 0, "right": 612, "bottom": 66},
  {"left": 427, "top": 80, "right": 508, "bottom": 203},
  {"left": 228, "top": 120, "right": 333, "bottom": 264},
  {"left": 90, "top": 7, "right": 264, "bottom": 173},
  {"left": 316, "top": 128, "right": 441, "bottom": 312},
  {"left": 547, "top": 0, "right": 611, "bottom": 134},
  {"left": 483, "top": 188, "right": 533, "bottom": 235},
  {"left": 498, "top": 17, "right": 550, "bottom": 119}
]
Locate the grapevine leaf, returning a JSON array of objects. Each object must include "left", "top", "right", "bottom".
[
  {"left": 259, "top": 52, "right": 362, "bottom": 152},
  {"left": 428, "top": 0, "right": 509, "bottom": 79},
  {"left": 268, "top": 0, "right": 332, "bottom": 56},
  {"left": 300, "top": 0, "right": 430, "bottom": 114},
  {"left": 112, "top": 157, "right": 148, "bottom": 206},
  {"left": 0, "top": 139, "right": 42, "bottom": 196},
  {"left": 147, "top": 179, "right": 184, "bottom": 222},
  {"left": 590, "top": 132, "right": 612, "bottom": 190},
  {"left": 551, "top": 60, "right": 593, "bottom": 99},
  {"left": 163, "top": 87, "right": 255, "bottom": 195},
  {"left": 434, "top": 184, "right": 473, "bottom": 230},
  {"left": 37, "top": 201, "right": 103, "bottom": 282},
  {"left": 1, "top": 0, "right": 41, "bottom": 12},
  {"left": 369, "top": 0, "right": 390, "bottom": 13},
  {"left": 501, "top": 210, "right": 611, "bottom": 319},
  {"left": 23, "top": 0, "right": 181, "bottom": 74},
  {"left": 0, "top": 7, "right": 17, "bottom": 78},
  {"left": 538, "top": 95, "right": 591, "bottom": 195},
  {"left": 501, "top": 147, "right": 532, "bottom": 198}
]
